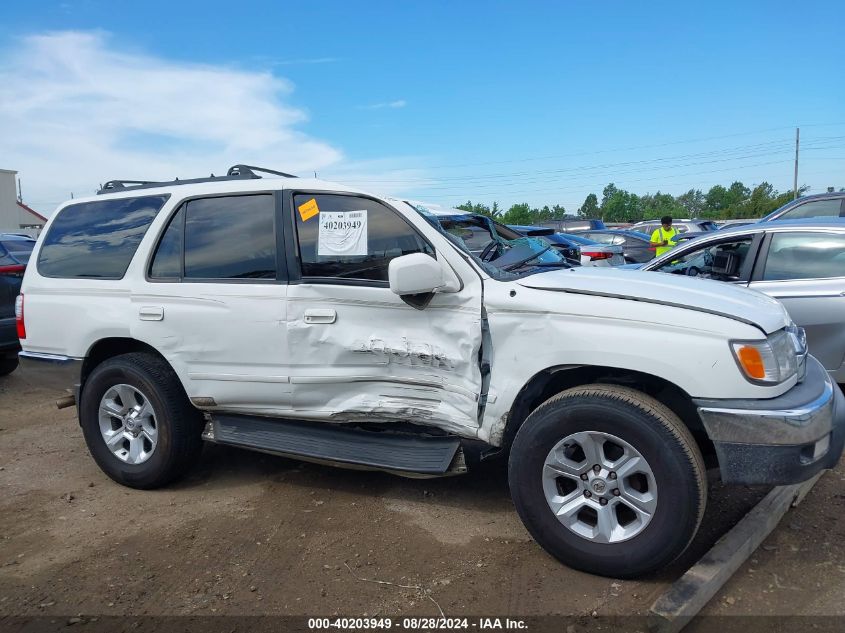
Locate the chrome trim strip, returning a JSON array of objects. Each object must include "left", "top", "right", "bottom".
[{"left": 698, "top": 379, "right": 835, "bottom": 445}]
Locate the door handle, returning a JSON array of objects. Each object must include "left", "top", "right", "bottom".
[
  {"left": 304, "top": 308, "right": 337, "bottom": 324},
  {"left": 139, "top": 306, "right": 164, "bottom": 321}
]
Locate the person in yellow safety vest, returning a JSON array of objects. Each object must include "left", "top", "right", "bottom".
[{"left": 650, "top": 216, "right": 679, "bottom": 257}]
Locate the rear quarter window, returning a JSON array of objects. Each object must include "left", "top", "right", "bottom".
[{"left": 38, "top": 195, "right": 169, "bottom": 279}]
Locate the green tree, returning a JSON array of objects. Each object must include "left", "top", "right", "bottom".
[
  {"left": 640, "top": 191, "right": 681, "bottom": 220},
  {"left": 676, "top": 189, "right": 705, "bottom": 218},
  {"left": 726, "top": 181, "right": 750, "bottom": 208},
  {"left": 602, "top": 188, "right": 641, "bottom": 222},
  {"left": 534, "top": 205, "right": 554, "bottom": 222},
  {"left": 456, "top": 200, "right": 498, "bottom": 218},
  {"left": 600, "top": 183, "right": 619, "bottom": 210},
  {"left": 502, "top": 202, "right": 533, "bottom": 225},
  {"left": 578, "top": 194, "right": 598, "bottom": 217},
  {"left": 704, "top": 184, "right": 728, "bottom": 215}
]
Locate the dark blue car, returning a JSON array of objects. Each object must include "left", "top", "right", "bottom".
[
  {"left": 507, "top": 225, "right": 581, "bottom": 263},
  {"left": 0, "top": 234, "right": 36, "bottom": 375}
]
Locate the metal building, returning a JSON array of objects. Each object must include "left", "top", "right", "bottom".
[{"left": 0, "top": 169, "right": 46, "bottom": 237}]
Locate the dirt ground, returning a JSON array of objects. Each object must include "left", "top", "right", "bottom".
[{"left": 1, "top": 370, "right": 843, "bottom": 629}]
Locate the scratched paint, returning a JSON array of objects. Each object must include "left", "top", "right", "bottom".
[{"left": 352, "top": 336, "right": 456, "bottom": 370}]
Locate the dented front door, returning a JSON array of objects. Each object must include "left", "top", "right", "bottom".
[{"left": 285, "top": 191, "right": 483, "bottom": 436}]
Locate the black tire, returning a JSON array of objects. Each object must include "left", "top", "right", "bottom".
[
  {"left": 0, "top": 357, "right": 18, "bottom": 376},
  {"left": 508, "top": 384, "right": 707, "bottom": 578},
  {"left": 79, "top": 352, "right": 203, "bottom": 489}
]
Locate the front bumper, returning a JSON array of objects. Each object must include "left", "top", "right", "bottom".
[
  {"left": 695, "top": 356, "right": 845, "bottom": 485},
  {"left": 17, "top": 351, "right": 83, "bottom": 393}
]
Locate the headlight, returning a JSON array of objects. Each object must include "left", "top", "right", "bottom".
[{"left": 731, "top": 330, "right": 798, "bottom": 384}]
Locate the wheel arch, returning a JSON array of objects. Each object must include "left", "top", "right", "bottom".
[
  {"left": 501, "top": 365, "right": 716, "bottom": 467},
  {"left": 81, "top": 337, "right": 173, "bottom": 393}
]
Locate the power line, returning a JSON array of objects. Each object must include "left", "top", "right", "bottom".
[
  {"left": 333, "top": 122, "right": 845, "bottom": 173},
  {"left": 414, "top": 159, "right": 794, "bottom": 201}
]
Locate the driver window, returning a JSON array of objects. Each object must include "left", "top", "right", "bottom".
[
  {"left": 293, "top": 194, "right": 433, "bottom": 283},
  {"left": 654, "top": 238, "right": 753, "bottom": 280}
]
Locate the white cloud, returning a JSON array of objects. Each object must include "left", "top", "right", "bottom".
[
  {"left": 0, "top": 31, "right": 347, "bottom": 212},
  {"left": 361, "top": 100, "right": 407, "bottom": 110}
]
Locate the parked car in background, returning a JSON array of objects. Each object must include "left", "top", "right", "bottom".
[
  {"left": 633, "top": 220, "right": 845, "bottom": 383},
  {"left": 539, "top": 217, "right": 606, "bottom": 232},
  {"left": 507, "top": 225, "right": 581, "bottom": 263},
  {"left": 0, "top": 234, "right": 36, "bottom": 375},
  {"left": 630, "top": 219, "right": 719, "bottom": 236},
  {"left": 563, "top": 233, "right": 625, "bottom": 266},
  {"left": 717, "top": 219, "right": 758, "bottom": 230},
  {"left": 571, "top": 229, "right": 654, "bottom": 264},
  {"left": 760, "top": 192, "right": 845, "bottom": 222}
]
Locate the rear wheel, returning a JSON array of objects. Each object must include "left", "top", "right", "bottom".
[
  {"left": 509, "top": 384, "right": 707, "bottom": 578},
  {"left": 79, "top": 352, "right": 203, "bottom": 489},
  {"left": 0, "top": 357, "right": 18, "bottom": 376}
]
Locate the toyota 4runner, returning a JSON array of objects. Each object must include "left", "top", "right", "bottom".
[{"left": 17, "top": 165, "right": 845, "bottom": 578}]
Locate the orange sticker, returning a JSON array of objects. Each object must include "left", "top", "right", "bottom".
[{"left": 298, "top": 198, "right": 320, "bottom": 221}]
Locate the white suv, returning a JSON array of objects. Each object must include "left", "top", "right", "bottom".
[{"left": 17, "top": 165, "right": 844, "bottom": 578}]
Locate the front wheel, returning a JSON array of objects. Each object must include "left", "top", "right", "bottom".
[
  {"left": 508, "top": 384, "right": 707, "bottom": 578},
  {"left": 79, "top": 352, "right": 203, "bottom": 489}
]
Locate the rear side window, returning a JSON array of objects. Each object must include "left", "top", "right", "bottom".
[
  {"left": 763, "top": 232, "right": 845, "bottom": 281},
  {"left": 38, "top": 195, "right": 168, "bottom": 279},
  {"left": 149, "top": 194, "right": 277, "bottom": 281},
  {"left": 779, "top": 198, "right": 844, "bottom": 220}
]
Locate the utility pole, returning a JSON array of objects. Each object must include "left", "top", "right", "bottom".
[{"left": 793, "top": 127, "right": 800, "bottom": 200}]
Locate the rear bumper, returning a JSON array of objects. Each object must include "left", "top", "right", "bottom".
[
  {"left": 695, "top": 356, "right": 845, "bottom": 485},
  {"left": 17, "top": 351, "right": 83, "bottom": 393}
]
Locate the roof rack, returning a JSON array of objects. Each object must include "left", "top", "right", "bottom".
[{"left": 97, "top": 164, "right": 298, "bottom": 195}]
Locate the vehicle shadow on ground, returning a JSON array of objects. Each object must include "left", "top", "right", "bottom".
[{"left": 179, "top": 443, "right": 768, "bottom": 582}]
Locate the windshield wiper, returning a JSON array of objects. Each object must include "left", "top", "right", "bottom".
[{"left": 502, "top": 246, "right": 552, "bottom": 271}]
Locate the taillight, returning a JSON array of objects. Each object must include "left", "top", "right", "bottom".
[
  {"left": 582, "top": 251, "right": 612, "bottom": 260},
  {"left": 0, "top": 264, "right": 25, "bottom": 277},
  {"left": 15, "top": 294, "right": 25, "bottom": 340}
]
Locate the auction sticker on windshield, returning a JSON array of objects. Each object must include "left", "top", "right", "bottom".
[
  {"left": 318, "top": 210, "right": 368, "bottom": 257},
  {"left": 298, "top": 197, "right": 320, "bottom": 221}
]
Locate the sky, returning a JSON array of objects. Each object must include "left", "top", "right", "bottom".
[{"left": 0, "top": 0, "right": 843, "bottom": 216}]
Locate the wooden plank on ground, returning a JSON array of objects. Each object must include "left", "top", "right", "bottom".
[{"left": 648, "top": 472, "right": 823, "bottom": 633}]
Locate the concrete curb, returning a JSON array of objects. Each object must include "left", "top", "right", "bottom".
[{"left": 648, "top": 472, "right": 823, "bottom": 633}]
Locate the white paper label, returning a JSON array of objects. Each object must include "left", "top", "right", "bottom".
[{"left": 318, "top": 210, "right": 368, "bottom": 257}]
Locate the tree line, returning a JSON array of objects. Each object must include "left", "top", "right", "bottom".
[{"left": 456, "top": 180, "right": 809, "bottom": 225}]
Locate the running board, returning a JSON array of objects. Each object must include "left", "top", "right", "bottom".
[{"left": 203, "top": 414, "right": 463, "bottom": 476}]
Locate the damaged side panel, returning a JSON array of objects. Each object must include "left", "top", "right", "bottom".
[{"left": 285, "top": 280, "right": 484, "bottom": 436}]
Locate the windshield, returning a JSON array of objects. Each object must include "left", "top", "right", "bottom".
[{"left": 409, "top": 204, "right": 575, "bottom": 279}]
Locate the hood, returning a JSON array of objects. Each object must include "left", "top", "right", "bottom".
[{"left": 516, "top": 267, "right": 789, "bottom": 334}]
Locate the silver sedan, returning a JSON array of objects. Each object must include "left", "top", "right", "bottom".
[{"left": 633, "top": 219, "right": 845, "bottom": 383}]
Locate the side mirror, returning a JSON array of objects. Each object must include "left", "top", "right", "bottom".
[{"left": 388, "top": 253, "right": 445, "bottom": 297}]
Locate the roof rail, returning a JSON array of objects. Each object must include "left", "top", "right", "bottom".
[
  {"left": 97, "top": 164, "right": 298, "bottom": 195},
  {"left": 227, "top": 164, "right": 297, "bottom": 178}
]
